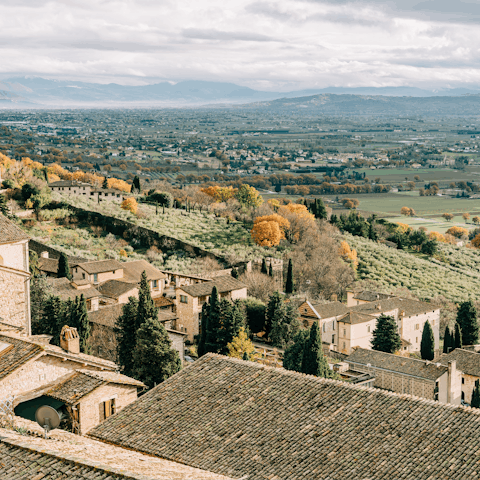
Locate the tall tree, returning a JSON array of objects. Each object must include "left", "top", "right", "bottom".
[
  {"left": 270, "top": 302, "right": 300, "bottom": 348},
  {"left": 136, "top": 271, "right": 158, "bottom": 331},
  {"left": 231, "top": 267, "right": 238, "bottom": 279},
  {"left": 227, "top": 327, "right": 255, "bottom": 360},
  {"left": 269, "top": 263, "right": 273, "bottom": 277},
  {"left": 221, "top": 300, "right": 246, "bottom": 353},
  {"left": 133, "top": 317, "right": 181, "bottom": 389},
  {"left": 456, "top": 301, "right": 479, "bottom": 346},
  {"left": 472, "top": 379, "right": 480, "bottom": 408},
  {"left": 42, "top": 296, "right": 65, "bottom": 345},
  {"left": 301, "top": 322, "right": 332, "bottom": 378},
  {"left": 261, "top": 258, "right": 268, "bottom": 275},
  {"left": 132, "top": 175, "right": 141, "bottom": 193},
  {"left": 76, "top": 294, "right": 91, "bottom": 354},
  {"left": 115, "top": 297, "right": 139, "bottom": 376},
  {"left": 102, "top": 177, "right": 108, "bottom": 189},
  {"left": 57, "top": 252, "right": 72, "bottom": 280},
  {"left": 197, "top": 303, "right": 210, "bottom": 357},
  {"left": 283, "top": 329, "right": 310, "bottom": 373},
  {"left": 265, "top": 291, "right": 283, "bottom": 340},
  {"left": 420, "top": 321, "right": 435, "bottom": 361},
  {"left": 443, "top": 326, "right": 452, "bottom": 354},
  {"left": 204, "top": 286, "right": 223, "bottom": 354},
  {"left": 454, "top": 322, "right": 463, "bottom": 349},
  {"left": 314, "top": 198, "right": 327, "bottom": 220},
  {"left": 0, "top": 195, "right": 10, "bottom": 218},
  {"left": 371, "top": 314, "right": 401, "bottom": 354},
  {"left": 285, "top": 259, "right": 294, "bottom": 295},
  {"left": 30, "top": 275, "right": 53, "bottom": 335}
]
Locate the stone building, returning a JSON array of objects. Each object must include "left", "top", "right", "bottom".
[
  {"left": 0, "top": 214, "right": 31, "bottom": 334},
  {"left": 346, "top": 289, "right": 397, "bottom": 307},
  {"left": 49, "top": 180, "right": 124, "bottom": 202},
  {"left": 175, "top": 277, "right": 247, "bottom": 342},
  {"left": 346, "top": 348, "right": 462, "bottom": 405},
  {"left": 436, "top": 348, "right": 480, "bottom": 404}
]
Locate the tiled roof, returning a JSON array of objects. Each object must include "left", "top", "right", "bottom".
[
  {"left": 0, "top": 214, "right": 29, "bottom": 244},
  {"left": 310, "top": 301, "right": 349, "bottom": 319},
  {"left": 77, "top": 259, "right": 124, "bottom": 274},
  {"left": 47, "top": 277, "right": 101, "bottom": 300},
  {"left": 89, "top": 304, "right": 125, "bottom": 327},
  {"left": 39, "top": 257, "right": 60, "bottom": 273},
  {"left": 352, "top": 290, "right": 396, "bottom": 302},
  {"left": 49, "top": 180, "right": 91, "bottom": 187},
  {"left": 0, "top": 437, "right": 150, "bottom": 479},
  {"left": 0, "top": 334, "right": 43, "bottom": 381},
  {"left": 436, "top": 348, "right": 480, "bottom": 377},
  {"left": 154, "top": 296, "right": 175, "bottom": 308},
  {"left": 347, "top": 348, "right": 447, "bottom": 380},
  {"left": 45, "top": 372, "right": 104, "bottom": 404},
  {"left": 90, "top": 354, "right": 480, "bottom": 480},
  {"left": 43, "top": 343, "right": 117, "bottom": 370},
  {"left": 349, "top": 297, "right": 438, "bottom": 317},
  {"left": 179, "top": 277, "right": 246, "bottom": 297},
  {"left": 337, "top": 312, "right": 376, "bottom": 325},
  {"left": 78, "top": 369, "right": 145, "bottom": 388},
  {"left": 121, "top": 260, "right": 166, "bottom": 283},
  {"left": 98, "top": 279, "right": 138, "bottom": 299}
]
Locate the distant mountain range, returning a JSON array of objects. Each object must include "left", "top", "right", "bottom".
[{"left": 2, "top": 76, "right": 480, "bottom": 108}]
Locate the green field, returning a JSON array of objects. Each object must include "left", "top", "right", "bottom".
[{"left": 395, "top": 215, "right": 475, "bottom": 234}]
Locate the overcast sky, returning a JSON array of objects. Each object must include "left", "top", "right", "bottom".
[{"left": 2, "top": 0, "right": 480, "bottom": 91}]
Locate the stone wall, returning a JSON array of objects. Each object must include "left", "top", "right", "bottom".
[
  {"left": 0, "top": 267, "right": 29, "bottom": 333},
  {"left": 0, "top": 241, "right": 27, "bottom": 271}
]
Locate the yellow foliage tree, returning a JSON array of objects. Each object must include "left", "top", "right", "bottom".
[
  {"left": 251, "top": 220, "right": 283, "bottom": 247},
  {"left": 395, "top": 223, "right": 412, "bottom": 233},
  {"left": 429, "top": 231, "right": 446, "bottom": 242},
  {"left": 277, "top": 203, "right": 316, "bottom": 242},
  {"left": 201, "top": 185, "right": 237, "bottom": 202},
  {"left": 227, "top": 327, "right": 256, "bottom": 360},
  {"left": 446, "top": 226, "right": 468, "bottom": 238},
  {"left": 338, "top": 241, "right": 358, "bottom": 269},
  {"left": 471, "top": 234, "right": 480, "bottom": 248},
  {"left": 121, "top": 197, "right": 138, "bottom": 214},
  {"left": 107, "top": 178, "right": 131, "bottom": 193},
  {"left": 267, "top": 198, "right": 280, "bottom": 211},
  {"left": 254, "top": 214, "right": 290, "bottom": 236}
]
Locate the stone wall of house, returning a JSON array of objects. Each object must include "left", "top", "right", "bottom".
[
  {"left": 78, "top": 383, "right": 138, "bottom": 435},
  {"left": 175, "top": 293, "right": 198, "bottom": 342},
  {"left": 461, "top": 373, "right": 478, "bottom": 404},
  {"left": 0, "top": 241, "right": 27, "bottom": 271},
  {"left": 1, "top": 355, "right": 101, "bottom": 401},
  {"left": 168, "top": 331, "right": 185, "bottom": 363},
  {"left": 0, "top": 268, "right": 28, "bottom": 332},
  {"left": 117, "top": 288, "right": 138, "bottom": 305},
  {"left": 401, "top": 310, "right": 440, "bottom": 353}
]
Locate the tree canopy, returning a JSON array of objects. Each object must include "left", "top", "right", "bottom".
[{"left": 371, "top": 314, "right": 401, "bottom": 354}]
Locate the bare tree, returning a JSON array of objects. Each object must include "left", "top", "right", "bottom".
[{"left": 239, "top": 271, "right": 277, "bottom": 303}]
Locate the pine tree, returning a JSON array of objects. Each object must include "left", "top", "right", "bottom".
[
  {"left": 472, "top": 379, "right": 480, "bottom": 408},
  {"left": 115, "top": 297, "right": 139, "bottom": 377},
  {"left": 301, "top": 322, "right": 332, "bottom": 377},
  {"left": 221, "top": 300, "right": 246, "bottom": 354},
  {"left": 283, "top": 329, "right": 310, "bottom": 373},
  {"left": 454, "top": 322, "right": 463, "bottom": 349},
  {"left": 269, "top": 264, "right": 273, "bottom": 277},
  {"left": 443, "top": 326, "right": 452, "bottom": 354},
  {"left": 136, "top": 271, "right": 158, "bottom": 331},
  {"left": 102, "top": 177, "right": 108, "bottom": 189},
  {"left": 368, "top": 221, "right": 377, "bottom": 241},
  {"left": 420, "top": 321, "right": 435, "bottom": 360},
  {"left": 371, "top": 314, "right": 401, "bottom": 353},
  {"left": 456, "top": 301, "right": 479, "bottom": 346},
  {"left": 133, "top": 316, "right": 181, "bottom": 389},
  {"left": 314, "top": 198, "right": 328, "bottom": 220},
  {"left": 197, "top": 303, "right": 209, "bottom": 357},
  {"left": 0, "top": 195, "right": 10, "bottom": 218},
  {"left": 231, "top": 267, "right": 238, "bottom": 279},
  {"left": 76, "top": 294, "right": 90, "bottom": 354},
  {"left": 266, "top": 291, "right": 283, "bottom": 340},
  {"left": 132, "top": 175, "right": 141, "bottom": 193},
  {"left": 270, "top": 302, "right": 300, "bottom": 348},
  {"left": 204, "top": 286, "right": 223, "bottom": 353},
  {"left": 42, "top": 296, "right": 65, "bottom": 345},
  {"left": 261, "top": 258, "right": 268, "bottom": 274},
  {"left": 285, "top": 259, "right": 294, "bottom": 295},
  {"left": 57, "top": 253, "right": 72, "bottom": 280}
]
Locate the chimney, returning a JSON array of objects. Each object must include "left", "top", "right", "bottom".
[
  {"left": 41, "top": 251, "right": 49, "bottom": 258},
  {"left": 447, "top": 360, "right": 456, "bottom": 405},
  {"left": 60, "top": 325, "right": 80, "bottom": 354}
]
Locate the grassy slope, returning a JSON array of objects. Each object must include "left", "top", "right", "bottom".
[{"left": 347, "top": 234, "right": 480, "bottom": 302}]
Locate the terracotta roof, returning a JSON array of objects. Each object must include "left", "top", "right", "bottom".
[
  {"left": 89, "top": 304, "right": 125, "bottom": 327},
  {"left": 98, "top": 279, "right": 138, "bottom": 299},
  {"left": 352, "top": 290, "right": 396, "bottom": 302},
  {"left": 0, "top": 214, "right": 29, "bottom": 244},
  {"left": 436, "top": 349, "right": 480, "bottom": 377},
  {"left": 45, "top": 371, "right": 104, "bottom": 404},
  {"left": 39, "top": 257, "right": 59, "bottom": 273},
  {"left": 157, "top": 311, "right": 178, "bottom": 323},
  {"left": 347, "top": 348, "right": 447, "bottom": 380},
  {"left": 154, "top": 296, "right": 175, "bottom": 308},
  {"left": 179, "top": 277, "right": 246, "bottom": 297},
  {"left": 77, "top": 259, "right": 124, "bottom": 275},
  {"left": 0, "top": 334, "right": 43, "bottom": 381},
  {"left": 49, "top": 180, "right": 91, "bottom": 187},
  {"left": 42, "top": 343, "right": 117, "bottom": 370},
  {"left": 309, "top": 301, "right": 349, "bottom": 319},
  {"left": 90, "top": 354, "right": 480, "bottom": 480},
  {"left": 78, "top": 369, "right": 145, "bottom": 388},
  {"left": 121, "top": 260, "right": 166, "bottom": 283},
  {"left": 337, "top": 312, "right": 376, "bottom": 325},
  {"left": 349, "top": 297, "right": 438, "bottom": 317},
  {"left": 0, "top": 440, "right": 148, "bottom": 480},
  {"left": 47, "top": 277, "right": 101, "bottom": 301}
]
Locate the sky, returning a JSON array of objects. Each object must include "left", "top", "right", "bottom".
[{"left": 2, "top": 0, "right": 480, "bottom": 91}]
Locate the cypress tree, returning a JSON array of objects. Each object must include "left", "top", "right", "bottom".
[
  {"left": 221, "top": 300, "right": 246, "bottom": 353},
  {"left": 0, "top": 195, "right": 10, "bottom": 218},
  {"left": 283, "top": 329, "right": 310, "bottom": 373},
  {"left": 57, "top": 252, "right": 72, "bottom": 280},
  {"left": 454, "top": 322, "right": 463, "bottom": 349},
  {"left": 420, "top": 320, "right": 435, "bottom": 360},
  {"left": 102, "top": 177, "right": 108, "bottom": 189},
  {"left": 456, "top": 301, "right": 479, "bottom": 346},
  {"left": 285, "top": 259, "right": 294, "bottom": 295},
  {"left": 115, "top": 297, "right": 139, "bottom": 376},
  {"left": 314, "top": 198, "right": 327, "bottom": 220},
  {"left": 132, "top": 316, "right": 181, "bottom": 389},
  {"left": 472, "top": 379, "right": 480, "bottom": 408},
  {"left": 368, "top": 221, "right": 377, "bottom": 241},
  {"left": 197, "top": 303, "right": 209, "bottom": 357},
  {"left": 42, "top": 296, "right": 65, "bottom": 345},
  {"left": 231, "top": 267, "right": 238, "bottom": 279},
  {"left": 76, "top": 294, "right": 90, "bottom": 354},
  {"left": 204, "top": 286, "right": 223, "bottom": 353},
  {"left": 270, "top": 302, "right": 300, "bottom": 348},
  {"left": 301, "top": 322, "right": 332, "bottom": 377},
  {"left": 269, "top": 263, "right": 273, "bottom": 277},
  {"left": 132, "top": 175, "right": 141, "bottom": 193},
  {"left": 137, "top": 271, "right": 158, "bottom": 331},
  {"left": 443, "top": 326, "right": 451, "bottom": 354},
  {"left": 266, "top": 291, "right": 283, "bottom": 340},
  {"left": 261, "top": 258, "right": 268, "bottom": 274},
  {"left": 371, "top": 314, "right": 401, "bottom": 353}
]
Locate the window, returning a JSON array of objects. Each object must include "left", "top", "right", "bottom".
[
  {"left": 367, "top": 325, "right": 371, "bottom": 333},
  {"left": 322, "top": 323, "right": 325, "bottom": 333},
  {"left": 82, "top": 273, "right": 85, "bottom": 279},
  {"left": 332, "top": 334, "right": 335, "bottom": 344},
  {"left": 153, "top": 280, "right": 158, "bottom": 288},
  {"left": 462, "top": 377, "right": 465, "bottom": 384},
  {"left": 462, "top": 391, "right": 465, "bottom": 401},
  {"left": 99, "top": 399, "right": 116, "bottom": 421},
  {"left": 416, "top": 337, "right": 418, "bottom": 343},
  {"left": 93, "top": 273, "right": 98, "bottom": 282},
  {"left": 180, "top": 295, "right": 188, "bottom": 304},
  {"left": 113, "top": 270, "right": 115, "bottom": 274},
  {"left": 343, "top": 328, "right": 346, "bottom": 337},
  {"left": 304, "top": 308, "right": 307, "bottom": 313},
  {"left": 342, "top": 342, "right": 346, "bottom": 350},
  {"left": 415, "top": 324, "right": 419, "bottom": 330}
]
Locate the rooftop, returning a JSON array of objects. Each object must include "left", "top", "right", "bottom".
[
  {"left": 302, "top": 300, "right": 349, "bottom": 319},
  {"left": 436, "top": 348, "right": 480, "bottom": 377},
  {"left": 0, "top": 214, "right": 29, "bottom": 245},
  {"left": 90, "top": 354, "right": 480, "bottom": 480},
  {"left": 0, "top": 334, "right": 43, "bottom": 381},
  {"left": 121, "top": 260, "right": 167, "bottom": 283},
  {"left": 89, "top": 304, "right": 125, "bottom": 328},
  {"left": 47, "top": 277, "right": 101, "bottom": 301},
  {"left": 349, "top": 297, "right": 438, "bottom": 317},
  {"left": 77, "top": 259, "right": 124, "bottom": 275},
  {"left": 337, "top": 312, "right": 376, "bottom": 325},
  {"left": 178, "top": 276, "right": 246, "bottom": 297},
  {"left": 352, "top": 290, "right": 397, "bottom": 302},
  {"left": 98, "top": 279, "right": 138, "bottom": 299},
  {"left": 347, "top": 348, "right": 447, "bottom": 380}
]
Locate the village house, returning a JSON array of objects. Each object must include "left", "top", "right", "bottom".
[
  {"left": 175, "top": 277, "right": 247, "bottom": 342},
  {"left": 346, "top": 348, "right": 462, "bottom": 404},
  {"left": 90, "top": 354, "right": 480, "bottom": 480},
  {"left": 0, "top": 326, "right": 143, "bottom": 436},
  {"left": 0, "top": 215, "right": 31, "bottom": 335},
  {"left": 49, "top": 180, "right": 124, "bottom": 202}
]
